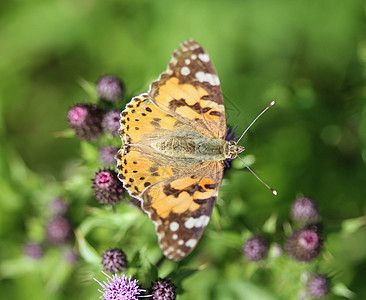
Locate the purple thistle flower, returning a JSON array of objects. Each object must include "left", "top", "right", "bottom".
[
  {"left": 102, "top": 248, "right": 128, "bottom": 273},
  {"left": 94, "top": 272, "right": 146, "bottom": 300},
  {"left": 285, "top": 227, "right": 323, "bottom": 262},
  {"left": 46, "top": 216, "right": 73, "bottom": 245},
  {"left": 63, "top": 248, "right": 79, "bottom": 264},
  {"left": 150, "top": 278, "right": 177, "bottom": 300},
  {"left": 67, "top": 104, "right": 103, "bottom": 140},
  {"left": 97, "top": 75, "right": 125, "bottom": 102},
  {"left": 24, "top": 242, "right": 44, "bottom": 259},
  {"left": 99, "top": 146, "right": 119, "bottom": 166},
  {"left": 307, "top": 274, "right": 330, "bottom": 298},
  {"left": 243, "top": 236, "right": 269, "bottom": 261},
  {"left": 225, "top": 124, "right": 239, "bottom": 142},
  {"left": 49, "top": 197, "right": 69, "bottom": 216},
  {"left": 291, "top": 197, "right": 319, "bottom": 225},
  {"left": 92, "top": 169, "right": 124, "bottom": 205},
  {"left": 102, "top": 110, "right": 121, "bottom": 136}
]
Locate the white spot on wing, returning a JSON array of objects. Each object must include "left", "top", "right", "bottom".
[
  {"left": 202, "top": 215, "right": 210, "bottom": 226},
  {"left": 195, "top": 71, "right": 206, "bottom": 82},
  {"left": 191, "top": 54, "right": 197, "bottom": 60},
  {"left": 158, "top": 231, "right": 165, "bottom": 239},
  {"left": 195, "top": 71, "right": 220, "bottom": 86},
  {"left": 188, "top": 43, "right": 200, "bottom": 50},
  {"left": 199, "top": 215, "right": 210, "bottom": 227},
  {"left": 184, "top": 215, "right": 211, "bottom": 230},
  {"left": 185, "top": 58, "right": 190, "bottom": 64},
  {"left": 164, "top": 246, "right": 175, "bottom": 256},
  {"left": 198, "top": 53, "right": 210, "bottom": 62},
  {"left": 167, "top": 246, "right": 174, "bottom": 252},
  {"left": 178, "top": 240, "right": 184, "bottom": 245},
  {"left": 184, "top": 217, "right": 196, "bottom": 229},
  {"left": 186, "top": 239, "right": 198, "bottom": 248},
  {"left": 195, "top": 215, "right": 210, "bottom": 228},
  {"left": 172, "top": 234, "right": 178, "bottom": 240},
  {"left": 180, "top": 66, "right": 191, "bottom": 76},
  {"left": 170, "top": 222, "right": 179, "bottom": 231}
]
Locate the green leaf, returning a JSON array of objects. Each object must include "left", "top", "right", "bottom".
[
  {"left": 332, "top": 282, "right": 356, "bottom": 299},
  {"left": 262, "top": 213, "right": 277, "bottom": 234},
  {"left": 80, "top": 141, "right": 98, "bottom": 165},
  {"left": 0, "top": 257, "right": 38, "bottom": 278},
  {"left": 78, "top": 206, "right": 140, "bottom": 236},
  {"left": 215, "top": 279, "right": 278, "bottom": 300},
  {"left": 75, "top": 229, "right": 100, "bottom": 265},
  {"left": 53, "top": 128, "right": 75, "bottom": 138},
  {"left": 79, "top": 78, "right": 98, "bottom": 101},
  {"left": 341, "top": 216, "right": 366, "bottom": 235}
]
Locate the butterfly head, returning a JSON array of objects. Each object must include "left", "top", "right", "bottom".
[{"left": 225, "top": 140, "right": 245, "bottom": 159}]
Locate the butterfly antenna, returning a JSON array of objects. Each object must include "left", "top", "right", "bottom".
[
  {"left": 236, "top": 101, "right": 275, "bottom": 144},
  {"left": 237, "top": 156, "right": 277, "bottom": 196}
]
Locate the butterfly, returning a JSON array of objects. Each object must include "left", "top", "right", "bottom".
[{"left": 116, "top": 40, "right": 245, "bottom": 261}]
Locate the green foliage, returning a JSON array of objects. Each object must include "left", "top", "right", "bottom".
[{"left": 1, "top": 0, "right": 366, "bottom": 299}]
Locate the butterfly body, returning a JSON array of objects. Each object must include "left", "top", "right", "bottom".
[
  {"left": 117, "top": 40, "right": 240, "bottom": 261},
  {"left": 153, "top": 137, "right": 229, "bottom": 161}
]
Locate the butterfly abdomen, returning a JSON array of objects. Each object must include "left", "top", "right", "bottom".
[{"left": 151, "top": 138, "right": 226, "bottom": 161}]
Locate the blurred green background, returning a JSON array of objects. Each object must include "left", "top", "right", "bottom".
[{"left": 1, "top": 0, "right": 365, "bottom": 299}]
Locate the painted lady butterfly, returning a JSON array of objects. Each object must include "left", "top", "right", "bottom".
[{"left": 116, "top": 40, "right": 247, "bottom": 261}]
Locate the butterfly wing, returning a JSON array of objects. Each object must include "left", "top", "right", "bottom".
[
  {"left": 149, "top": 40, "right": 227, "bottom": 139},
  {"left": 141, "top": 161, "right": 224, "bottom": 261},
  {"left": 117, "top": 94, "right": 202, "bottom": 198},
  {"left": 117, "top": 40, "right": 227, "bottom": 261}
]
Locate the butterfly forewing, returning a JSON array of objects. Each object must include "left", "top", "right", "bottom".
[{"left": 149, "top": 40, "right": 227, "bottom": 139}]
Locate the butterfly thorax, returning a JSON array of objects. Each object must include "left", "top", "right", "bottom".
[{"left": 152, "top": 137, "right": 229, "bottom": 161}]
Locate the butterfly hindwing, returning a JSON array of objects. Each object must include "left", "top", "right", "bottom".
[{"left": 142, "top": 161, "right": 224, "bottom": 261}]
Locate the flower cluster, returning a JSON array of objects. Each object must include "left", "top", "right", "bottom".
[
  {"left": 24, "top": 242, "right": 44, "bottom": 260},
  {"left": 99, "top": 146, "right": 119, "bottom": 166},
  {"left": 291, "top": 197, "right": 319, "bottom": 225},
  {"left": 307, "top": 273, "right": 329, "bottom": 298},
  {"left": 286, "top": 197, "right": 322, "bottom": 262},
  {"left": 285, "top": 226, "right": 322, "bottom": 262},
  {"left": 102, "top": 248, "right": 128, "bottom": 273},
  {"left": 102, "top": 109, "right": 121, "bottom": 136},
  {"left": 67, "top": 75, "right": 125, "bottom": 141},
  {"left": 67, "top": 104, "right": 103, "bottom": 140},
  {"left": 66, "top": 75, "right": 333, "bottom": 299},
  {"left": 94, "top": 272, "right": 179, "bottom": 300},
  {"left": 241, "top": 196, "right": 329, "bottom": 298},
  {"left": 96, "top": 75, "right": 125, "bottom": 102},
  {"left": 92, "top": 169, "right": 125, "bottom": 205},
  {"left": 23, "top": 196, "right": 78, "bottom": 267},
  {"left": 49, "top": 198, "right": 69, "bottom": 216},
  {"left": 67, "top": 75, "right": 127, "bottom": 207},
  {"left": 95, "top": 272, "right": 145, "bottom": 300},
  {"left": 46, "top": 216, "right": 73, "bottom": 245},
  {"left": 150, "top": 278, "right": 177, "bottom": 300},
  {"left": 243, "top": 236, "right": 269, "bottom": 261}
]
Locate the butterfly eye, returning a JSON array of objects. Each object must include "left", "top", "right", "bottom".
[{"left": 229, "top": 153, "right": 237, "bottom": 159}]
